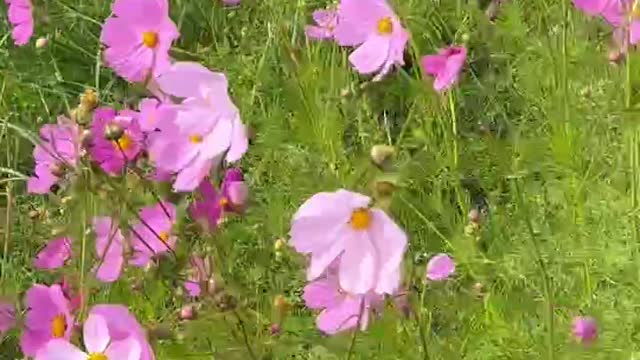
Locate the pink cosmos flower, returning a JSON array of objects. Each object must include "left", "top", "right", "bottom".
[
  {"left": 572, "top": 316, "right": 598, "bottom": 344},
  {"left": 130, "top": 201, "right": 177, "bottom": 267},
  {"left": 137, "top": 98, "right": 175, "bottom": 133},
  {"left": 27, "top": 117, "right": 81, "bottom": 194},
  {"left": 189, "top": 168, "right": 248, "bottom": 230},
  {"left": 333, "top": 0, "right": 409, "bottom": 80},
  {"left": 305, "top": 8, "right": 338, "bottom": 40},
  {"left": 150, "top": 62, "right": 248, "bottom": 192},
  {"left": 421, "top": 46, "right": 467, "bottom": 92},
  {"left": 36, "top": 313, "right": 141, "bottom": 360},
  {"left": 93, "top": 216, "right": 125, "bottom": 283},
  {"left": 183, "top": 255, "right": 213, "bottom": 297},
  {"left": 573, "top": 0, "right": 623, "bottom": 25},
  {"left": 425, "top": 253, "right": 455, "bottom": 281},
  {"left": 5, "top": 0, "right": 34, "bottom": 46},
  {"left": 33, "top": 236, "right": 73, "bottom": 270},
  {"left": 89, "top": 304, "right": 155, "bottom": 360},
  {"left": 20, "top": 284, "right": 74, "bottom": 357},
  {"left": 59, "top": 277, "right": 83, "bottom": 313},
  {"left": 0, "top": 300, "right": 15, "bottom": 335},
  {"left": 291, "top": 189, "right": 407, "bottom": 295},
  {"left": 100, "top": 0, "right": 179, "bottom": 82},
  {"left": 88, "top": 107, "right": 144, "bottom": 175},
  {"left": 303, "top": 265, "right": 383, "bottom": 334}
]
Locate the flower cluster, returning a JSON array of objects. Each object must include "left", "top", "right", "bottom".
[{"left": 573, "top": 0, "right": 640, "bottom": 56}]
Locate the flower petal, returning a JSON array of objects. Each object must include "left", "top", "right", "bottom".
[
  {"left": 83, "top": 314, "right": 110, "bottom": 353},
  {"left": 105, "top": 337, "right": 142, "bottom": 360},
  {"left": 348, "top": 35, "right": 390, "bottom": 75},
  {"left": 339, "top": 231, "right": 376, "bottom": 294},
  {"left": 35, "top": 339, "right": 86, "bottom": 360}
]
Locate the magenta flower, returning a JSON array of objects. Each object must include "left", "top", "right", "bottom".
[
  {"left": 303, "top": 265, "right": 383, "bottom": 334},
  {"left": 89, "top": 304, "right": 155, "bottom": 360},
  {"left": 20, "top": 284, "right": 73, "bottom": 357},
  {"left": 333, "top": 0, "right": 409, "bottom": 80},
  {"left": 573, "top": 0, "right": 623, "bottom": 25},
  {"left": 291, "top": 189, "right": 407, "bottom": 295},
  {"left": 189, "top": 168, "right": 248, "bottom": 229},
  {"left": 88, "top": 107, "right": 144, "bottom": 175},
  {"left": 5, "top": 0, "right": 34, "bottom": 46},
  {"left": 35, "top": 313, "right": 141, "bottom": 360},
  {"left": 572, "top": 316, "right": 598, "bottom": 344},
  {"left": 150, "top": 62, "right": 248, "bottom": 192},
  {"left": 138, "top": 97, "right": 175, "bottom": 133},
  {"left": 425, "top": 253, "right": 455, "bottom": 281},
  {"left": 0, "top": 300, "right": 15, "bottom": 335},
  {"left": 27, "top": 117, "right": 81, "bottom": 194},
  {"left": 100, "top": 0, "right": 179, "bottom": 82},
  {"left": 183, "top": 255, "right": 213, "bottom": 297},
  {"left": 305, "top": 8, "right": 338, "bottom": 40},
  {"left": 59, "top": 277, "right": 83, "bottom": 313},
  {"left": 93, "top": 216, "right": 125, "bottom": 283},
  {"left": 33, "top": 236, "right": 72, "bottom": 270},
  {"left": 421, "top": 46, "right": 467, "bottom": 92},
  {"left": 130, "top": 201, "right": 177, "bottom": 267}
]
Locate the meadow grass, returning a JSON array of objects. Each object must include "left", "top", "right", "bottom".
[{"left": 1, "top": 0, "right": 639, "bottom": 359}]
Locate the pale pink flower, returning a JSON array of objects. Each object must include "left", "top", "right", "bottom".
[
  {"left": 425, "top": 253, "right": 455, "bottom": 281},
  {"left": 333, "top": 0, "right": 409, "bottom": 80},
  {"left": 90, "top": 304, "right": 155, "bottom": 360},
  {"left": 100, "top": 0, "right": 179, "bottom": 82},
  {"left": 150, "top": 62, "right": 248, "bottom": 192},
  {"left": 305, "top": 8, "right": 338, "bottom": 40},
  {"left": 291, "top": 189, "right": 407, "bottom": 295},
  {"left": 5, "top": 0, "right": 34, "bottom": 46},
  {"left": 572, "top": 316, "right": 598, "bottom": 344},
  {"left": 33, "top": 237, "right": 72, "bottom": 270},
  {"left": 421, "top": 46, "right": 467, "bottom": 92},
  {"left": 93, "top": 216, "right": 125, "bottom": 283},
  {"left": 130, "top": 201, "right": 177, "bottom": 267},
  {"left": 0, "top": 300, "right": 15, "bottom": 335},
  {"left": 35, "top": 313, "right": 141, "bottom": 360},
  {"left": 137, "top": 98, "right": 175, "bottom": 133}
]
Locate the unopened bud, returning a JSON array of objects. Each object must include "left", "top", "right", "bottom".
[
  {"left": 179, "top": 305, "right": 197, "bottom": 320},
  {"left": 270, "top": 323, "right": 281, "bottom": 336},
  {"left": 274, "top": 238, "right": 286, "bottom": 252},
  {"left": 370, "top": 145, "right": 395, "bottom": 169},
  {"left": 80, "top": 89, "right": 99, "bottom": 111},
  {"left": 28, "top": 210, "right": 41, "bottom": 219},
  {"left": 468, "top": 208, "right": 481, "bottom": 224},
  {"left": 35, "top": 37, "right": 48, "bottom": 48},
  {"left": 104, "top": 123, "right": 124, "bottom": 141}
]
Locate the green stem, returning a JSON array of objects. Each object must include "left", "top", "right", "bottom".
[{"left": 415, "top": 280, "right": 431, "bottom": 360}]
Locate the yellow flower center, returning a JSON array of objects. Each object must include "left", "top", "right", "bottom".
[
  {"left": 349, "top": 208, "right": 372, "bottom": 230},
  {"left": 189, "top": 135, "right": 203, "bottom": 144},
  {"left": 51, "top": 314, "right": 66, "bottom": 338},
  {"left": 87, "top": 353, "right": 108, "bottom": 360},
  {"left": 377, "top": 17, "right": 393, "bottom": 35},
  {"left": 159, "top": 231, "right": 169, "bottom": 243},
  {"left": 112, "top": 133, "right": 133, "bottom": 151},
  {"left": 142, "top": 31, "right": 159, "bottom": 48},
  {"left": 219, "top": 197, "right": 229, "bottom": 207}
]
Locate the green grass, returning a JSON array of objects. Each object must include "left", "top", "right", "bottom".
[{"left": 2, "top": 0, "right": 640, "bottom": 358}]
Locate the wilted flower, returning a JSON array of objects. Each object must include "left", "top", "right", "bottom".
[
  {"left": 291, "top": 189, "right": 407, "bottom": 294},
  {"left": 93, "top": 216, "right": 125, "bottom": 283},
  {"left": 334, "top": 0, "right": 409, "bottom": 80},
  {"left": 89, "top": 304, "right": 155, "bottom": 360},
  {"left": 305, "top": 7, "right": 338, "bottom": 40},
  {"left": 5, "top": 0, "right": 33, "bottom": 46},
  {"left": 421, "top": 46, "right": 467, "bottom": 92},
  {"left": 100, "top": 0, "right": 179, "bottom": 82},
  {"left": 572, "top": 316, "right": 598, "bottom": 344},
  {"left": 33, "top": 236, "right": 72, "bottom": 270},
  {"left": 426, "top": 253, "right": 455, "bottom": 281},
  {"left": 130, "top": 201, "right": 177, "bottom": 267}
]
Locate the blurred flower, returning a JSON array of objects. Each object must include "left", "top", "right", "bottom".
[
  {"left": 5, "top": 0, "right": 33, "bottom": 46},
  {"left": 183, "top": 255, "right": 213, "bottom": 297},
  {"left": 421, "top": 46, "right": 467, "bottom": 92},
  {"left": 35, "top": 314, "right": 140, "bottom": 360},
  {"left": 305, "top": 7, "right": 338, "bottom": 40},
  {"left": 334, "top": 0, "right": 409, "bottom": 81},
  {"left": 100, "top": 0, "right": 179, "bottom": 82},
  {"left": 370, "top": 144, "right": 395, "bottom": 169},
  {"left": 59, "top": 277, "right": 83, "bottom": 312},
  {"left": 189, "top": 168, "right": 248, "bottom": 230},
  {"left": 129, "top": 201, "right": 177, "bottom": 268},
  {"left": 35, "top": 37, "right": 48, "bottom": 48},
  {"left": 0, "top": 301, "right": 15, "bottom": 335},
  {"left": 269, "top": 323, "right": 281, "bottom": 336},
  {"left": 426, "top": 253, "right": 455, "bottom": 281},
  {"left": 93, "top": 217, "right": 125, "bottom": 283},
  {"left": 222, "top": 0, "right": 240, "bottom": 5},
  {"left": 20, "top": 284, "right": 73, "bottom": 357},
  {"left": 90, "top": 304, "right": 155, "bottom": 360},
  {"left": 88, "top": 107, "right": 144, "bottom": 175},
  {"left": 27, "top": 117, "right": 81, "bottom": 194},
  {"left": 150, "top": 62, "right": 248, "bottom": 192},
  {"left": 572, "top": 316, "right": 598, "bottom": 344},
  {"left": 179, "top": 305, "right": 197, "bottom": 320},
  {"left": 33, "top": 236, "right": 72, "bottom": 270}
]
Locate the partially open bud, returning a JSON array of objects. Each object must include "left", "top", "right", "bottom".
[
  {"left": 104, "top": 123, "right": 124, "bottom": 141},
  {"left": 35, "top": 37, "right": 48, "bottom": 49},
  {"left": 179, "top": 305, "right": 197, "bottom": 320},
  {"left": 370, "top": 145, "right": 395, "bottom": 169},
  {"left": 80, "top": 89, "right": 99, "bottom": 111}
]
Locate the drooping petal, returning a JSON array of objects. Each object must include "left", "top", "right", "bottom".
[
  {"left": 426, "top": 253, "right": 455, "bottom": 281},
  {"left": 316, "top": 296, "right": 363, "bottom": 335},
  {"left": 303, "top": 278, "right": 340, "bottom": 310},
  {"left": 154, "top": 62, "right": 222, "bottom": 99},
  {"left": 33, "top": 237, "right": 73, "bottom": 270},
  {"left": 339, "top": 231, "right": 376, "bottom": 294},
  {"left": 348, "top": 35, "right": 390, "bottom": 75}
]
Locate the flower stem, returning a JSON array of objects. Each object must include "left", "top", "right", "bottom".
[{"left": 232, "top": 309, "right": 257, "bottom": 360}]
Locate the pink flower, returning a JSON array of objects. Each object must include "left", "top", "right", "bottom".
[
  {"left": 27, "top": 117, "right": 81, "bottom": 194},
  {"left": 0, "top": 300, "right": 15, "bottom": 335},
  {"left": 189, "top": 168, "right": 248, "bottom": 230},
  {"left": 425, "top": 253, "right": 455, "bottom": 281},
  {"left": 572, "top": 316, "right": 598, "bottom": 344},
  {"left": 93, "top": 216, "right": 125, "bottom": 283},
  {"left": 20, "top": 284, "right": 74, "bottom": 357},
  {"left": 305, "top": 8, "right": 338, "bottom": 40},
  {"left": 291, "top": 189, "right": 407, "bottom": 295},
  {"left": 130, "top": 201, "right": 177, "bottom": 267},
  {"left": 5, "top": 0, "right": 34, "bottom": 46},
  {"left": 183, "top": 255, "right": 213, "bottom": 297},
  {"left": 33, "top": 237, "right": 73, "bottom": 270},
  {"left": 303, "top": 266, "right": 383, "bottom": 334},
  {"left": 333, "top": 0, "right": 409, "bottom": 80},
  {"left": 59, "top": 277, "right": 83, "bottom": 312},
  {"left": 222, "top": 0, "right": 240, "bottom": 5},
  {"left": 89, "top": 304, "right": 155, "bottom": 360},
  {"left": 100, "top": 0, "right": 179, "bottom": 82},
  {"left": 573, "top": 0, "right": 623, "bottom": 25},
  {"left": 420, "top": 46, "right": 467, "bottom": 92},
  {"left": 137, "top": 98, "right": 175, "bottom": 133},
  {"left": 88, "top": 107, "right": 144, "bottom": 175},
  {"left": 150, "top": 62, "right": 248, "bottom": 192},
  {"left": 35, "top": 313, "right": 141, "bottom": 360}
]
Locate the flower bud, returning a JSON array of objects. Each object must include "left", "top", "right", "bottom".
[
  {"left": 370, "top": 144, "right": 395, "bottom": 169},
  {"left": 104, "top": 123, "right": 124, "bottom": 141},
  {"left": 80, "top": 89, "right": 99, "bottom": 111},
  {"left": 35, "top": 37, "right": 48, "bottom": 48},
  {"left": 468, "top": 208, "right": 481, "bottom": 224},
  {"left": 179, "top": 305, "right": 197, "bottom": 320},
  {"left": 274, "top": 238, "right": 286, "bottom": 252},
  {"left": 269, "top": 323, "right": 281, "bottom": 336}
]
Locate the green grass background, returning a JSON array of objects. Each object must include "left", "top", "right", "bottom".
[{"left": 1, "top": 0, "right": 639, "bottom": 358}]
